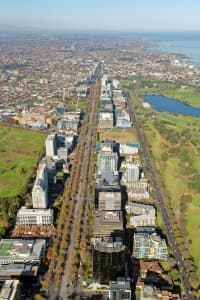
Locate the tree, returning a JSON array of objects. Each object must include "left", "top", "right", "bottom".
[{"left": 33, "top": 295, "right": 46, "bottom": 300}]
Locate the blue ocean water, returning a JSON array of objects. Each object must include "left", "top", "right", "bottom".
[
  {"left": 151, "top": 33, "right": 200, "bottom": 67},
  {"left": 121, "top": 31, "right": 200, "bottom": 67}
]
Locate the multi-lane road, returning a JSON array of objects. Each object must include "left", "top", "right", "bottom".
[
  {"left": 126, "top": 92, "right": 196, "bottom": 300},
  {"left": 56, "top": 82, "right": 100, "bottom": 300}
]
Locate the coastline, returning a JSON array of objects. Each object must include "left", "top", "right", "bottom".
[
  {"left": 148, "top": 40, "right": 200, "bottom": 67},
  {"left": 123, "top": 31, "right": 200, "bottom": 68},
  {"left": 149, "top": 44, "right": 192, "bottom": 65}
]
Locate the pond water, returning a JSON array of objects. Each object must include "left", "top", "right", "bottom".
[{"left": 144, "top": 94, "right": 200, "bottom": 118}]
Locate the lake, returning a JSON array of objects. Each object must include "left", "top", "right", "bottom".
[{"left": 144, "top": 94, "right": 200, "bottom": 118}]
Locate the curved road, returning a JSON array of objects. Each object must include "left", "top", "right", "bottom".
[{"left": 126, "top": 92, "right": 196, "bottom": 300}]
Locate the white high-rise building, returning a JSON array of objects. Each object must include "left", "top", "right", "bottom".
[
  {"left": 45, "top": 133, "right": 57, "bottom": 157},
  {"left": 32, "top": 161, "right": 48, "bottom": 208},
  {"left": 102, "top": 75, "right": 108, "bottom": 87}
]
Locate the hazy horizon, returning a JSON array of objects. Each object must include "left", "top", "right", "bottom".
[{"left": 1, "top": 0, "right": 200, "bottom": 32}]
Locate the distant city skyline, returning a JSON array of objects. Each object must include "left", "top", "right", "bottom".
[{"left": 0, "top": 0, "right": 200, "bottom": 32}]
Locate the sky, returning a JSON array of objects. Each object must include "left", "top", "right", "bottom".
[{"left": 0, "top": 0, "right": 200, "bottom": 32}]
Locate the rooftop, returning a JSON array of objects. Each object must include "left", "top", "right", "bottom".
[
  {"left": 0, "top": 280, "right": 20, "bottom": 300},
  {"left": 93, "top": 211, "right": 124, "bottom": 237},
  {"left": 17, "top": 207, "right": 53, "bottom": 216},
  {"left": 0, "top": 239, "right": 46, "bottom": 262},
  {"left": 93, "top": 237, "right": 126, "bottom": 253},
  {"left": 110, "top": 277, "right": 131, "bottom": 290}
]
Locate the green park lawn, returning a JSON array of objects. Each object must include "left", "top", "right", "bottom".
[
  {"left": 0, "top": 242, "right": 13, "bottom": 256},
  {"left": 99, "top": 127, "right": 138, "bottom": 144},
  {"left": 137, "top": 111, "right": 200, "bottom": 278},
  {"left": 187, "top": 202, "right": 200, "bottom": 273},
  {"left": 0, "top": 125, "right": 46, "bottom": 198}
]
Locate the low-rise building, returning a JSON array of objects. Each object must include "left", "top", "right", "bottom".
[
  {"left": 16, "top": 207, "right": 53, "bottom": 225},
  {"left": 119, "top": 143, "right": 139, "bottom": 157},
  {"left": 109, "top": 277, "right": 131, "bottom": 300},
  {"left": 138, "top": 260, "right": 172, "bottom": 287},
  {"left": 136, "top": 281, "right": 180, "bottom": 300}
]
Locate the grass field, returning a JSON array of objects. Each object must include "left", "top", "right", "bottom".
[
  {"left": 0, "top": 125, "right": 46, "bottom": 198},
  {"left": 123, "top": 77, "right": 200, "bottom": 277},
  {"left": 187, "top": 202, "right": 200, "bottom": 272},
  {"left": 99, "top": 127, "right": 138, "bottom": 144}
]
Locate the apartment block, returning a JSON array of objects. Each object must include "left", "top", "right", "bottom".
[
  {"left": 133, "top": 230, "right": 168, "bottom": 261},
  {"left": 32, "top": 160, "right": 48, "bottom": 209}
]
